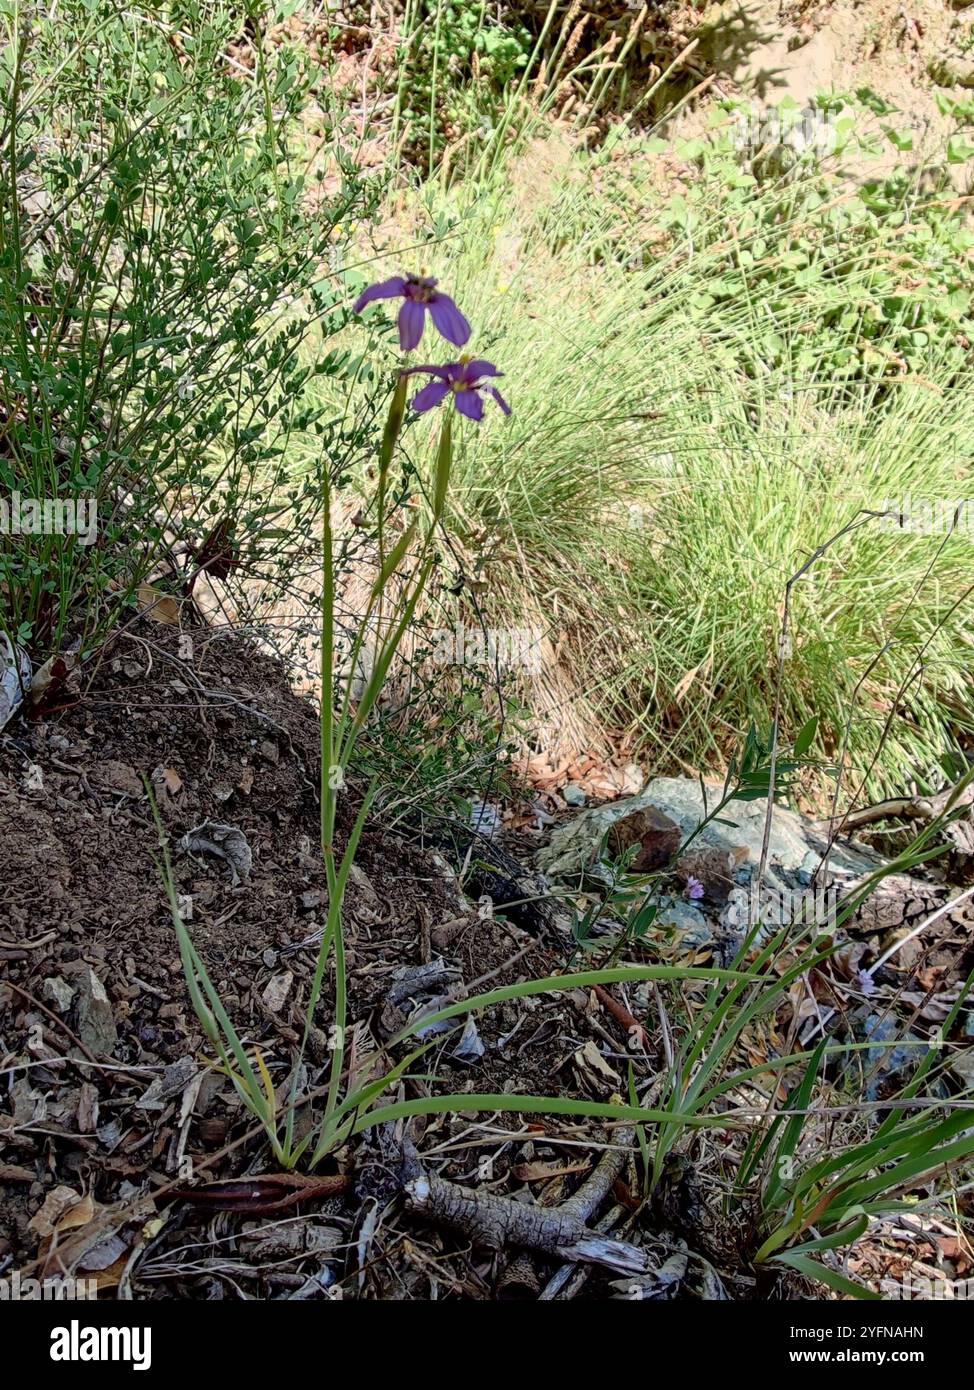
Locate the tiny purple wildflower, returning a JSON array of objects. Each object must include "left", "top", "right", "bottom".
[
  {"left": 404, "top": 357, "right": 511, "bottom": 421},
  {"left": 684, "top": 875, "right": 705, "bottom": 901},
  {"left": 857, "top": 968, "right": 877, "bottom": 996},
  {"left": 352, "top": 273, "right": 471, "bottom": 352}
]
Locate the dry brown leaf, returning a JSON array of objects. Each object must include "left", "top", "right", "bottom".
[
  {"left": 91, "top": 1255, "right": 130, "bottom": 1291},
  {"left": 513, "top": 1160, "right": 590, "bottom": 1183},
  {"left": 0, "top": 1163, "right": 36, "bottom": 1183},
  {"left": 137, "top": 583, "right": 180, "bottom": 624},
  {"left": 27, "top": 1185, "right": 84, "bottom": 1239},
  {"left": 27, "top": 650, "right": 78, "bottom": 705},
  {"left": 55, "top": 1192, "right": 97, "bottom": 1233},
  {"left": 573, "top": 1039, "right": 622, "bottom": 1095}
]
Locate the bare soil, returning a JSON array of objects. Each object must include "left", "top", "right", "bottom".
[{"left": 0, "top": 619, "right": 671, "bottom": 1299}]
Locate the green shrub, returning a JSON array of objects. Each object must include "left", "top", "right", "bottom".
[{"left": 0, "top": 0, "right": 375, "bottom": 664}]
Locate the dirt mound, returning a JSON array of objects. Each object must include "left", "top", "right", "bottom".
[
  {"left": 0, "top": 620, "right": 619, "bottom": 1296},
  {"left": 2, "top": 621, "right": 969, "bottom": 1300}
]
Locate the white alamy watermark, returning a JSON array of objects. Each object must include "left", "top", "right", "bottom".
[
  {"left": 726, "top": 883, "right": 838, "bottom": 931},
  {"left": 881, "top": 1274, "right": 974, "bottom": 1300},
  {"left": 0, "top": 1270, "right": 97, "bottom": 1300},
  {"left": 50, "top": 1319, "right": 151, "bottom": 1371},
  {"left": 728, "top": 105, "right": 845, "bottom": 155},
  {"left": 0, "top": 491, "right": 97, "bottom": 544},
  {"left": 430, "top": 624, "right": 543, "bottom": 674},
  {"left": 879, "top": 497, "right": 974, "bottom": 539}
]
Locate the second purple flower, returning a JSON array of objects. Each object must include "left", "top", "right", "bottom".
[{"left": 405, "top": 358, "right": 511, "bottom": 421}]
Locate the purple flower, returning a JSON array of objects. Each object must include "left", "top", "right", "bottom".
[
  {"left": 684, "top": 876, "right": 705, "bottom": 901},
  {"left": 405, "top": 358, "right": 511, "bottom": 421},
  {"left": 352, "top": 273, "right": 471, "bottom": 352}
]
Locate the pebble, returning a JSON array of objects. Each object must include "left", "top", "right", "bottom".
[{"left": 41, "top": 976, "right": 75, "bottom": 1013}]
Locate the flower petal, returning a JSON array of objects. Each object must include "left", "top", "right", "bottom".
[
  {"left": 353, "top": 277, "right": 407, "bottom": 313},
  {"left": 454, "top": 388, "right": 485, "bottom": 421},
  {"left": 401, "top": 363, "right": 451, "bottom": 379},
  {"left": 465, "top": 359, "right": 502, "bottom": 380},
  {"left": 428, "top": 293, "right": 472, "bottom": 347},
  {"left": 398, "top": 300, "right": 427, "bottom": 351},
  {"left": 411, "top": 379, "right": 451, "bottom": 413},
  {"left": 489, "top": 387, "right": 512, "bottom": 416}
]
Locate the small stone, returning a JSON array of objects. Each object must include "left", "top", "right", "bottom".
[
  {"left": 657, "top": 898, "right": 715, "bottom": 950},
  {"left": 74, "top": 966, "right": 118, "bottom": 1057},
  {"left": 561, "top": 783, "right": 587, "bottom": 807},
  {"left": 91, "top": 760, "right": 143, "bottom": 797},
  {"left": 607, "top": 804, "right": 681, "bottom": 872},
  {"left": 262, "top": 971, "right": 294, "bottom": 1014},
  {"left": 676, "top": 845, "right": 749, "bottom": 904},
  {"left": 42, "top": 976, "right": 74, "bottom": 1013},
  {"left": 348, "top": 864, "right": 378, "bottom": 905},
  {"left": 259, "top": 740, "right": 279, "bottom": 765}
]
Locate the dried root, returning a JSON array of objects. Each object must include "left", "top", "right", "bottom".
[{"left": 403, "top": 1127, "right": 646, "bottom": 1275}]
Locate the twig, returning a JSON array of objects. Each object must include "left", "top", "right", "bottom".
[
  {"left": 814, "top": 777, "right": 974, "bottom": 834},
  {"left": 5, "top": 980, "right": 99, "bottom": 1065},
  {"left": 593, "top": 984, "right": 648, "bottom": 1050},
  {"left": 539, "top": 1204, "right": 627, "bottom": 1300}
]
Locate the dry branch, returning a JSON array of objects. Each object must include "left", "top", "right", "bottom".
[{"left": 403, "top": 1128, "right": 644, "bottom": 1273}]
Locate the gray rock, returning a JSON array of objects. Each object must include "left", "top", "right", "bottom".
[
  {"left": 74, "top": 966, "right": 118, "bottom": 1057},
  {"left": 561, "top": 783, "right": 587, "bottom": 807},
  {"left": 42, "top": 976, "right": 75, "bottom": 1013},
  {"left": 656, "top": 897, "right": 715, "bottom": 950},
  {"left": 842, "top": 1011, "right": 933, "bottom": 1103},
  {"left": 930, "top": 51, "right": 974, "bottom": 87},
  {"left": 536, "top": 776, "right": 879, "bottom": 890}
]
